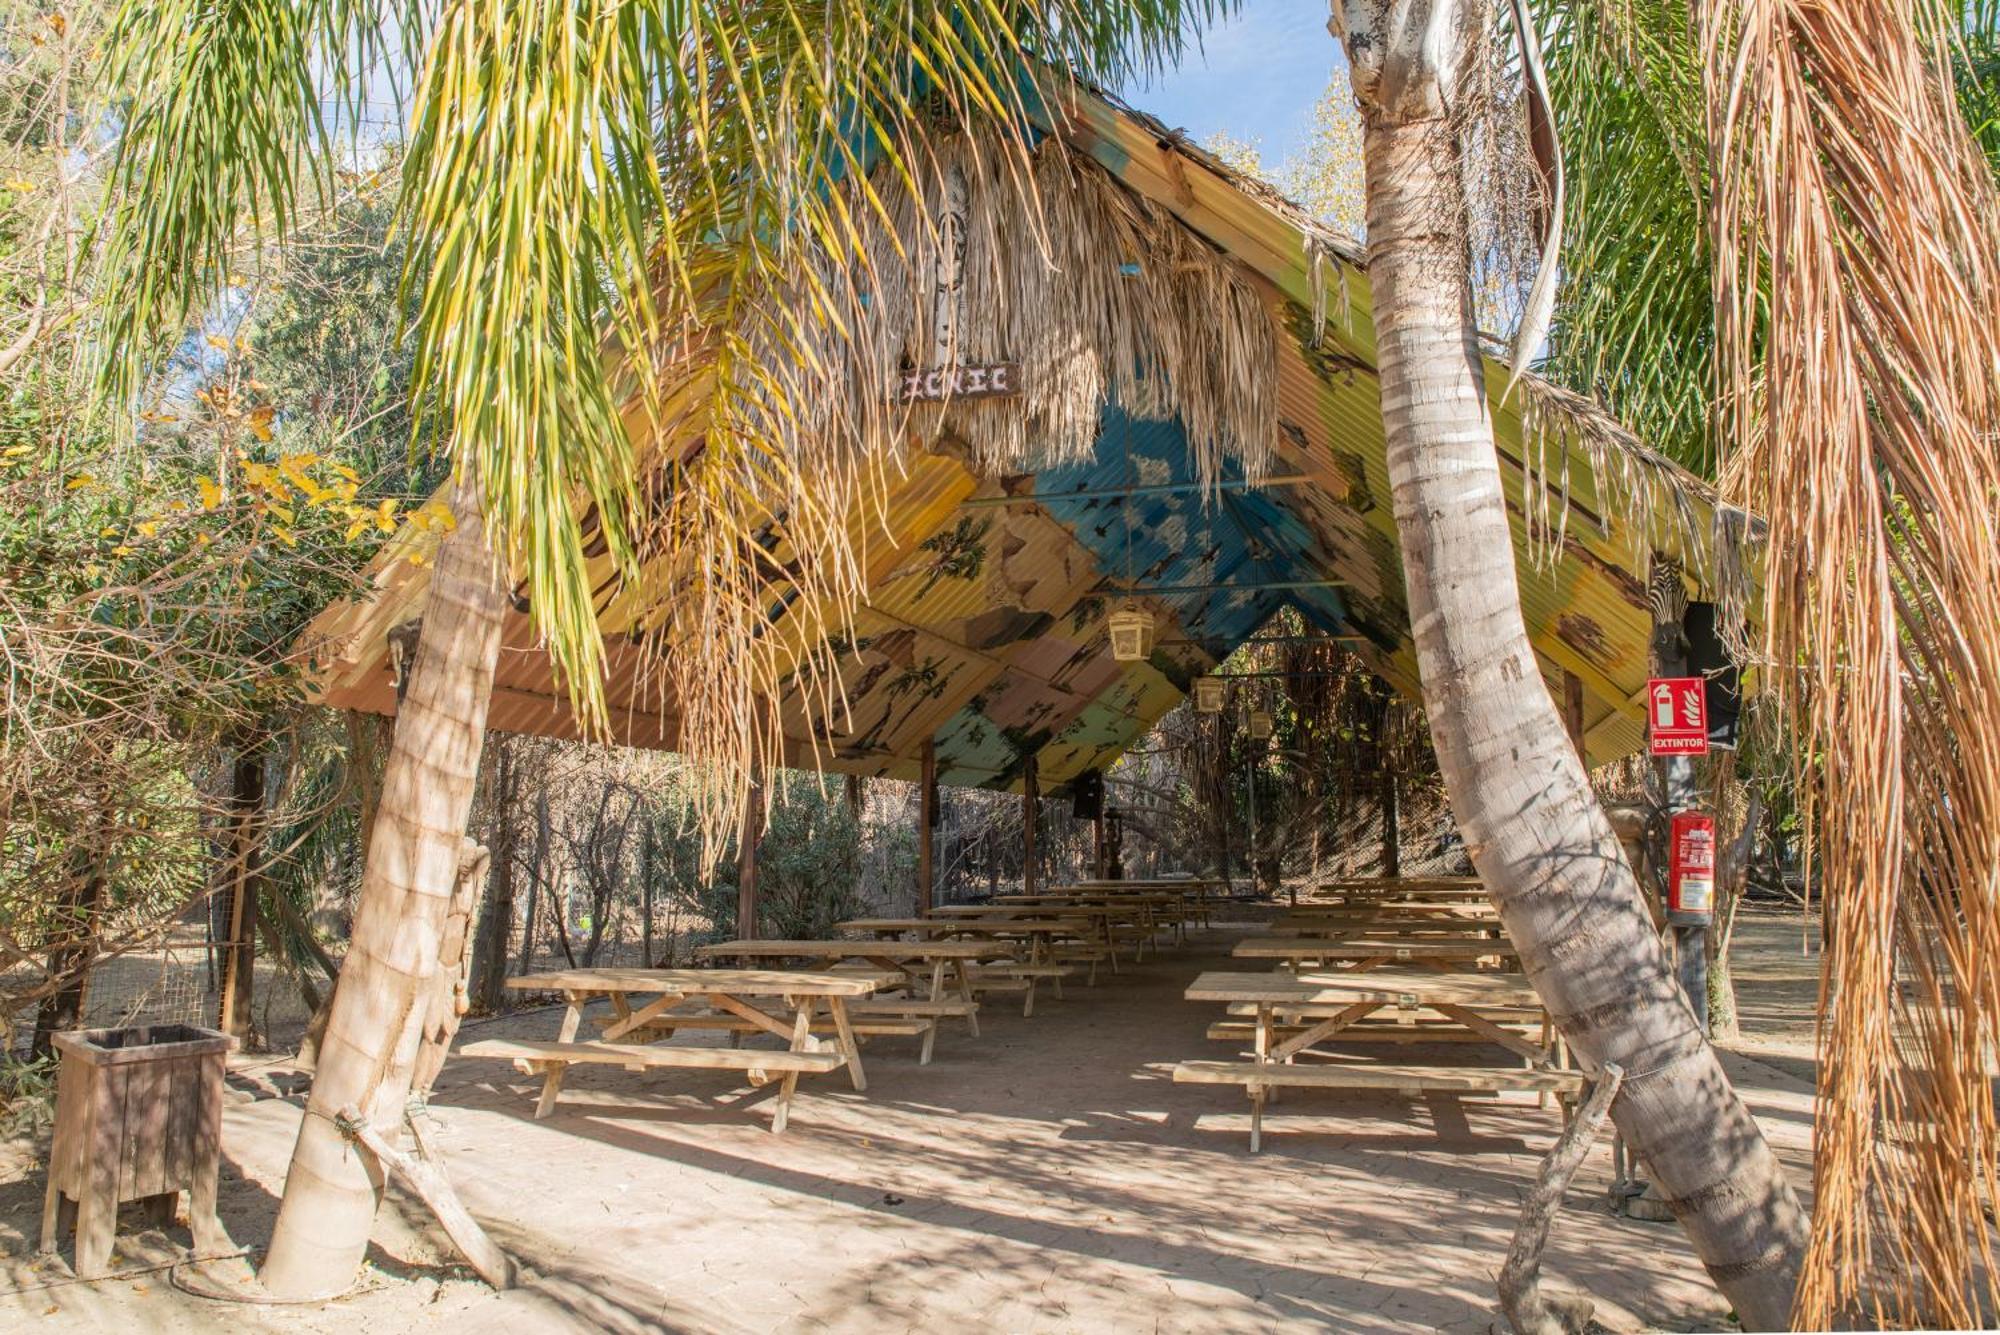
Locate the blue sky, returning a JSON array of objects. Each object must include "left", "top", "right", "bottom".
[{"left": 1119, "top": 2, "right": 1344, "bottom": 169}]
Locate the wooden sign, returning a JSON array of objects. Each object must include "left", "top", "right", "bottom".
[
  {"left": 899, "top": 362, "right": 1022, "bottom": 403},
  {"left": 1647, "top": 676, "right": 1708, "bottom": 756}
]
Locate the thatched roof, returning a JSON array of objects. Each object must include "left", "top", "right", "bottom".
[{"left": 300, "top": 78, "right": 1738, "bottom": 793}]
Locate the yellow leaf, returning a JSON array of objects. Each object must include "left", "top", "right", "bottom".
[
  {"left": 197, "top": 477, "right": 221, "bottom": 510},
  {"left": 330, "top": 463, "right": 360, "bottom": 483},
  {"left": 204, "top": 334, "right": 228, "bottom": 351},
  {"left": 268, "top": 503, "right": 295, "bottom": 524},
  {"left": 344, "top": 519, "right": 369, "bottom": 542},
  {"left": 111, "top": 545, "right": 132, "bottom": 557},
  {"left": 99, "top": 526, "right": 117, "bottom": 538},
  {"left": 196, "top": 532, "right": 213, "bottom": 547},
  {"left": 3, "top": 177, "right": 35, "bottom": 194},
  {"left": 82, "top": 563, "right": 100, "bottom": 578},
  {"left": 3, "top": 444, "right": 30, "bottom": 456},
  {"left": 47, "top": 12, "right": 65, "bottom": 36},
  {"left": 374, "top": 498, "right": 398, "bottom": 533},
  {"left": 65, "top": 473, "right": 93, "bottom": 490},
  {"left": 270, "top": 525, "right": 297, "bottom": 548},
  {"left": 136, "top": 521, "right": 158, "bottom": 538}
]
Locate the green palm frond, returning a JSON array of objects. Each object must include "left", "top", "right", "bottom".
[{"left": 1531, "top": 0, "right": 1718, "bottom": 475}]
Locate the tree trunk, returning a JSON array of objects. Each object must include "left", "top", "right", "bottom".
[
  {"left": 1334, "top": 6, "right": 1806, "bottom": 1323},
  {"left": 640, "top": 820, "right": 656, "bottom": 967},
  {"left": 735, "top": 771, "right": 763, "bottom": 939},
  {"left": 468, "top": 737, "right": 517, "bottom": 1015},
  {"left": 408, "top": 840, "right": 489, "bottom": 1100},
  {"left": 32, "top": 818, "right": 109, "bottom": 1059},
  {"left": 516, "top": 790, "right": 551, "bottom": 975},
  {"left": 217, "top": 740, "right": 267, "bottom": 1043},
  {"left": 258, "top": 480, "right": 505, "bottom": 1300}
]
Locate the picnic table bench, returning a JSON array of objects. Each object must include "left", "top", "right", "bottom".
[
  {"left": 459, "top": 967, "right": 877, "bottom": 1130},
  {"left": 693, "top": 939, "right": 998, "bottom": 1058},
  {"left": 1175, "top": 969, "right": 1578, "bottom": 1151}
]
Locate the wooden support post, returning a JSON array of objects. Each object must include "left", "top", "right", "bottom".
[
  {"left": 1649, "top": 557, "right": 1706, "bottom": 1031},
  {"left": 917, "top": 741, "right": 937, "bottom": 915},
  {"left": 1093, "top": 805, "right": 1107, "bottom": 880},
  {"left": 736, "top": 770, "right": 764, "bottom": 941},
  {"left": 218, "top": 741, "right": 265, "bottom": 1041},
  {"left": 845, "top": 773, "right": 864, "bottom": 821},
  {"left": 1022, "top": 757, "right": 1040, "bottom": 895},
  {"left": 1562, "top": 670, "right": 1587, "bottom": 767},
  {"left": 1380, "top": 770, "right": 1401, "bottom": 879}
]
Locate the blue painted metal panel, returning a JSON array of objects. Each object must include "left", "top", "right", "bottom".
[{"left": 1028, "top": 403, "right": 1352, "bottom": 656}]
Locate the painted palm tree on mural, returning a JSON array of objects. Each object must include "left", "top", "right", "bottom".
[{"left": 97, "top": 0, "right": 2000, "bottom": 1324}]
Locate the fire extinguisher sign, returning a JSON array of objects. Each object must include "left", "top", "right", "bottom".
[
  {"left": 1647, "top": 676, "right": 1709, "bottom": 756},
  {"left": 1669, "top": 812, "right": 1717, "bottom": 916}
]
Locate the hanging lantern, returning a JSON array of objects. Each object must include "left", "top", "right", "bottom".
[
  {"left": 1192, "top": 676, "right": 1226, "bottom": 714},
  {"left": 1107, "top": 606, "right": 1156, "bottom": 662},
  {"left": 1247, "top": 708, "right": 1274, "bottom": 739}
]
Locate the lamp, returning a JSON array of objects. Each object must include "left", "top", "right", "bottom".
[
  {"left": 1107, "top": 606, "right": 1156, "bottom": 662},
  {"left": 1192, "top": 676, "right": 1226, "bottom": 713},
  {"left": 1247, "top": 708, "right": 1274, "bottom": 740}
]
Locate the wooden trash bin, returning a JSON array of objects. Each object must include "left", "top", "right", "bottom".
[{"left": 40, "top": 1023, "right": 234, "bottom": 1276}]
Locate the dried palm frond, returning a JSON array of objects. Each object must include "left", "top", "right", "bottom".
[
  {"left": 1701, "top": 0, "right": 2000, "bottom": 1321},
  {"left": 622, "top": 125, "right": 1278, "bottom": 848}
]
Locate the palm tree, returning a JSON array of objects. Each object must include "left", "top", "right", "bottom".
[
  {"left": 1532, "top": 0, "right": 2000, "bottom": 1321},
  {"left": 1321, "top": 0, "right": 1806, "bottom": 1324}
]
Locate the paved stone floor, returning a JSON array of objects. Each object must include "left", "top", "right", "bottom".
[{"left": 1, "top": 917, "right": 1817, "bottom": 1333}]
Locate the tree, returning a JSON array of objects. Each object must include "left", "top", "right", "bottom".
[
  {"left": 1535, "top": 0, "right": 2000, "bottom": 1318},
  {"left": 1322, "top": 0, "right": 1807, "bottom": 1324}
]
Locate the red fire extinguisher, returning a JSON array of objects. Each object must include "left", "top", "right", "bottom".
[{"left": 1668, "top": 811, "right": 1717, "bottom": 920}]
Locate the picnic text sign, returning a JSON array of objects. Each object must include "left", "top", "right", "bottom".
[
  {"left": 899, "top": 362, "right": 1022, "bottom": 403},
  {"left": 1647, "top": 676, "right": 1708, "bottom": 756}
]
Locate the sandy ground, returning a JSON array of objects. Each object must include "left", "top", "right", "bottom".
[{"left": 0, "top": 906, "right": 1823, "bottom": 1333}]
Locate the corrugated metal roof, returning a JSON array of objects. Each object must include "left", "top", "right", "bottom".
[{"left": 300, "top": 79, "right": 1730, "bottom": 791}]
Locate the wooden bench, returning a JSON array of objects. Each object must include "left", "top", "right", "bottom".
[
  {"left": 460, "top": 1038, "right": 843, "bottom": 1125},
  {"left": 967, "top": 963, "right": 1076, "bottom": 1017},
  {"left": 1174, "top": 1059, "right": 1586, "bottom": 1151},
  {"left": 1205, "top": 1020, "right": 1537, "bottom": 1046},
  {"left": 597, "top": 998, "right": 979, "bottom": 1064}
]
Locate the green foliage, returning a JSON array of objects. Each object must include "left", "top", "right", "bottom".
[
  {"left": 0, "top": 1053, "right": 56, "bottom": 1138},
  {"left": 647, "top": 770, "right": 867, "bottom": 942}
]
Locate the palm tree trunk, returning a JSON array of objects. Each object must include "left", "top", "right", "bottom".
[
  {"left": 259, "top": 481, "right": 506, "bottom": 1300},
  {"left": 1337, "top": 6, "right": 1806, "bottom": 1323}
]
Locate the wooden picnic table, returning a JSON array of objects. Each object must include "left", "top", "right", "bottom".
[
  {"left": 1283, "top": 900, "right": 1501, "bottom": 921},
  {"left": 1175, "top": 968, "right": 1576, "bottom": 1151},
  {"left": 694, "top": 938, "right": 1004, "bottom": 1051},
  {"left": 459, "top": 967, "right": 877, "bottom": 1130},
  {"left": 1233, "top": 935, "right": 1518, "bottom": 972},
  {"left": 837, "top": 916, "right": 1098, "bottom": 1005},
  {"left": 990, "top": 893, "right": 1179, "bottom": 949},
  {"left": 1054, "top": 877, "right": 1217, "bottom": 926}
]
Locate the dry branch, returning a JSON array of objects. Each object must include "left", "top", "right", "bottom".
[
  {"left": 1498, "top": 1063, "right": 1624, "bottom": 1335},
  {"left": 333, "top": 1106, "right": 515, "bottom": 1291}
]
